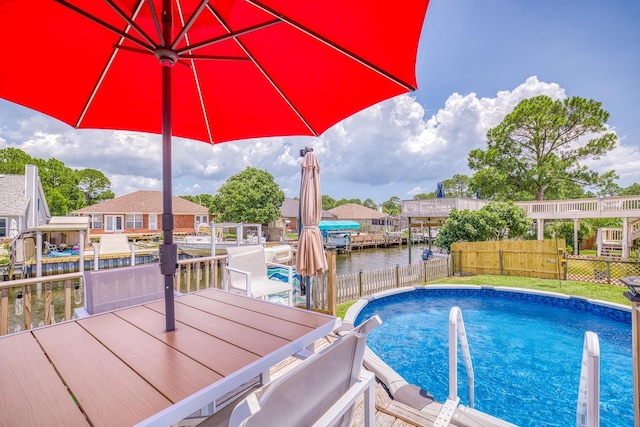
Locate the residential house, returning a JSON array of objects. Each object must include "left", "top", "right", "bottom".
[
  {"left": 73, "top": 190, "right": 210, "bottom": 236},
  {"left": 327, "top": 203, "right": 389, "bottom": 233},
  {"left": 264, "top": 197, "right": 335, "bottom": 239},
  {"left": 0, "top": 164, "right": 50, "bottom": 242}
]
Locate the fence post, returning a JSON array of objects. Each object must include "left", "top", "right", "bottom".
[
  {"left": 424, "top": 261, "right": 428, "bottom": 283},
  {"left": 1, "top": 288, "right": 8, "bottom": 336},
  {"left": 606, "top": 260, "right": 611, "bottom": 284},
  {"left": 326, "top": 250, "right": 337, "bottom": 316},
  {"left": 396, "top": 264, "right": 400, "bottom": 288},
  {"left": 564, "top": 252, "right": 568, "bottom": 280},
  {"left": 459, "top": 250, "right": 463, "bottom": 275},
  {"left": 359, "top": 270, "right": 364, "bottom": 297},
  {"left": 499, "top": 250, "right": 504, "bottom": 275}
]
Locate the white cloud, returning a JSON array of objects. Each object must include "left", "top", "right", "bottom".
[{"left": 1, "top": 76, "right": 635, "bottom": 203}]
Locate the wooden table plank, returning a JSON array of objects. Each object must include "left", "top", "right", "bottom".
[
  {"left": 33, "top": 322, "right": 171, "bottom": 427},
  {"left": 78, "top": 313, "right": 222, "bottom": 403},
  {"left": 114, "top": 305, "right": 260, "bottom": 376},
  {"left": 0, "top": 332, "right": 89, "bottom": 426},
  {"left": 199, "top": 288, "right": 339, "bottom": 328},
  {"left": 145, "top": 300, "right": 290, "bottom": 356},
  {"left": 177, "top": 293, "right": 314, "bottom": 340}
]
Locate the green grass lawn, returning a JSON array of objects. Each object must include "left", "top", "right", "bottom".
[{"left": 335, "top": 274, "right": 632, "bottom": 319}]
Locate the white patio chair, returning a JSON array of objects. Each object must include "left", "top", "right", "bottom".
[
  {"left": 227, "top": 315, "right": 381, "bottom": 427},
  {"left": 224, "top": 246, "right": 293, "bottom": 305},
  {"left": 44, "top": 241, "right": 59, "bottom": 253}
]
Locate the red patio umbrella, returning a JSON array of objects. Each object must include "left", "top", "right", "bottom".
[{"left": 0, "top": 0, "right": 430, "bottom": 331}]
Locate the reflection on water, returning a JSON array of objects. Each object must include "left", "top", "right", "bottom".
[{"left": 335, "top": 246, "right": 434, "bottom": 275}]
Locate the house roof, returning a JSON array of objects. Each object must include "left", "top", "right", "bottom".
[
  {"left": 73, "top": 190, "right": 209, "bottom": 214},
  {"left": 0, "top": 174, "right": 29, "bottom": 216},
  {"left": 328, "top": 203, "right": 385, "bottom": 220},
  {"left": 280, "top": 197, "right": 336, "bottom": 219}
]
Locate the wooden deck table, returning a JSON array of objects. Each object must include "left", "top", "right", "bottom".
[{"left": 0, "top": 288, "right": 340, "bottom": 426}]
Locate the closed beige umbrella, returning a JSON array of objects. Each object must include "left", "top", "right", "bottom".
[{"left": 296, "top": 151, "right": 328, "bottom": 309}]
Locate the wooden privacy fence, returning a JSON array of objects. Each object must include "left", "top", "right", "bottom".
[
  {"left": 332, "top": 258, "right": 450, "bottom": 305},
  {"left": 451, "top": 240, "right": 566, "bottom": 280}
]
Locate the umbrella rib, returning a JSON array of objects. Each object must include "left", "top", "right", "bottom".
[
  {"left": 176, "top": 0, "right": 214, "bottom": 144},
  {"left": 73, "top": 0, "right": 147, "bottom": 127},
  {"left": 171, "top": 0, "right": 209, "bottom": 50},
  {"left": 54, "top": 0, "right": 155, "bottom": 53},
  {"left": 147, "top": 0, "right": 165, "bottom": 46},
  {"left": 247, "top": 0, "right": 417, "bottom": 91},
  {"left": 106, "top": 0, "right": 158, "bottom": 48},
  {"left": 175, "top": 19, "right": 281, "bottom": 55},
  {"left": 205, "top": 4, "right": 319, "bottom": 136}
]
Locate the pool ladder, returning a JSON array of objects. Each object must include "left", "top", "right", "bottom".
[
  {"left": 433, "top": 308, "right": 601, "bottom": 427},
  {"left": 434, "top": 307, "right": 475, "bottom": 427},
  {"left": 577, "top": 331, "right": 600, "bottom": 427}
]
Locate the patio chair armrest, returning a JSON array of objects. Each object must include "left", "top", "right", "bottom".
[
  {"left": 224, "top": 266, "right": 252, "bottom": 296},
  {"left": 228, "top": 393, "right": 261, "bottom": 427}
]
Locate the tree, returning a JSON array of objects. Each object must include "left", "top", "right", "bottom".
[
  {"left": 77, "top": 168, "right": 115, "bottom": 205},
  {"left": 468, "top": 95, "right": 618, "bottom": 201},
  {"left": 442, "top": 174, "right": 473, "bottom": 198},
  {"left": 381, "top": 196, "right": 401, "bottom": 215},
  {"left": 0, "top": 147, "right": 33, "bottom": 174},
  {"left": 181, "top": 194, "right": 215, "bottom": 211},
  {"left": 620, "top": 183, "right": 640, "bottom": 196},
  {"left": 435, "top": 202, "right": 530, "bottom": 251},
  {"left": 210, "top": 167, "right": 284, "bottom": 224},
  {"left": 363, "top": 198, "right": 378, "bottom": 209},
  {"left": 321, "top": 195, "right": 337, "bottom": 210}
]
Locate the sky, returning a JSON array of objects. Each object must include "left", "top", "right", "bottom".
[{"left": 1, "top": 0, "right": 639, "bottom": 205}]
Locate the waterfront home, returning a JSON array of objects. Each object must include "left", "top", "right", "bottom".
[
  {"left": 267, "top": 197, "right": 337, "bottom": 240},
  {"left": 328, "top": 203, "right": 388, "bottom": 233},
  {"left": 73, "top": 190, "right": 211, "bottom": 236},
  {"left": 0, "top": 164, "right": 50, "bottom": 243}
]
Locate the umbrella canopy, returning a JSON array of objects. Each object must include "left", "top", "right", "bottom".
[
  {"left": 0, "top": 0, "right": 430, "bottom": 329},
  {"left": 0, "top": 0, "right": 429, "bottom": 143},
  {"left": 296, "top": 152, "right": 327, "bottom": 277}
]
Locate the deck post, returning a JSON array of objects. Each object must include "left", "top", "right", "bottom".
[
  {"left": 574, "top": 219, "right": 580, "bottom": 256},
  {"left": 326, "top": 250, "right": 337, "bottom": 316},
  {"left": 622, "top": 217, "right": 630, "bottom": 258},
  {"left": 537, "top": 219, "right": 544, "bottom": 240}
]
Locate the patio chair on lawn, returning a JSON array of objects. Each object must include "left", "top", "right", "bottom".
[
  {"left": 224, "top": 245, "right": 293, "bottom": 305},
  {"left": 227, "top": 315, "right": 381, "bottom": 427}
]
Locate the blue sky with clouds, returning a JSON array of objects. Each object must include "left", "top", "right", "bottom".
[{"left": 1, "top": 0, "right": 638, "bottom": 205}]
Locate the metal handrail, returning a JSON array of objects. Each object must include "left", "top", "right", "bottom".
[
  {"left": 576, "top": 331, "right": 600, "bottom": 427},
  {"left": 449, "top": 306, "right": 475, "bottom": 408}
]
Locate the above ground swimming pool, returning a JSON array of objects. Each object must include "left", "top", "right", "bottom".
[{"left": 354, "top": 287, "right": 633, "bottom": 427}]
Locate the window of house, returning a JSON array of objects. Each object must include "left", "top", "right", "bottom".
[
  {"left": 126, "top": 214, "right": 143, "bottom": 229},
  {"left": 148, "top": 214, "right": 158, "bottom": 230},
  {"left": 0, "top": 218, "right": 6, "bottom": 237},
  {"left": 194, "top": 215, "right": 208, "bottom": 225},
  {"left": 90, "top": 214, "right": 103, "bottom": 229}
]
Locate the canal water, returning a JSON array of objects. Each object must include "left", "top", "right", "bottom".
[{"left": 335, "top": 245, "right": 433, "bottom": 275}]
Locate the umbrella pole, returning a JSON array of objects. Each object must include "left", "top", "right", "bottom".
[{"left": 159, "top": 0, "right": 177, "bottom": 333}]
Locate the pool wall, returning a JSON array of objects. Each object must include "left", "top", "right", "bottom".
[{"left": 345, "top": 285, "right": 632, "bottom": 326}]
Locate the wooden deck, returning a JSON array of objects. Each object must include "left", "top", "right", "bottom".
[{"left": 266, "top": 335, "right": 512, "bottom": 427}]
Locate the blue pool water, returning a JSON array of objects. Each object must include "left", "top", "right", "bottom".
[{"left": 355, "top": 288, "right": 633, "bottom": 427}]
